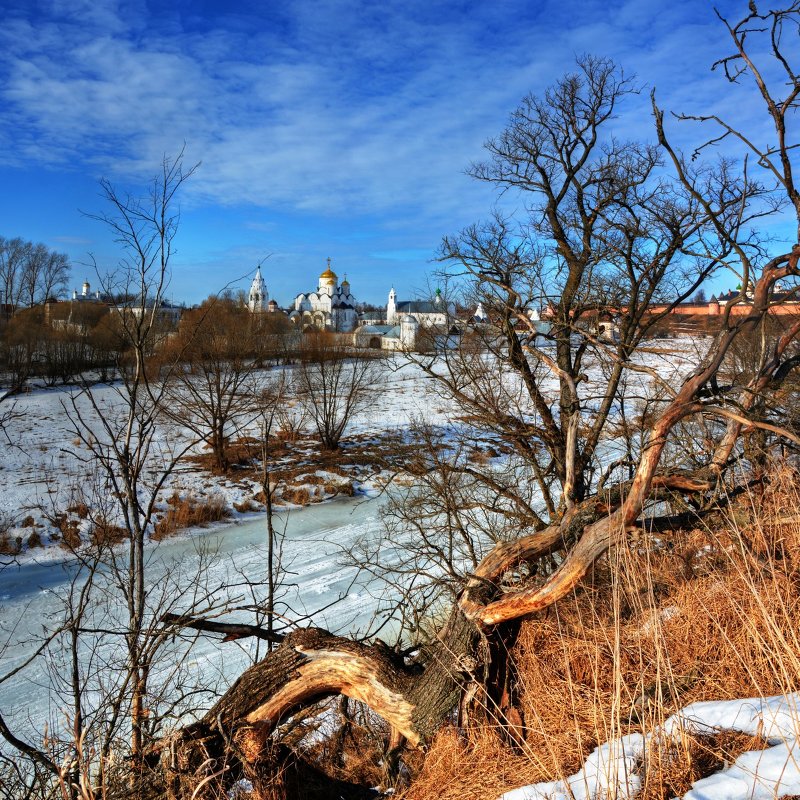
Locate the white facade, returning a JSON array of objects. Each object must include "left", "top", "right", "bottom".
[
  {"left": 248, "top": 267, "right": 269, "bottom": 312},
  {"left": 356, "top": 315, "right": 420, "bottom": 352},
  {"left": 289, "top": 258, "right": 359, "bottom": 332},
  {"left": 385, "top": 287, "right": 454, "bottom": 327}
]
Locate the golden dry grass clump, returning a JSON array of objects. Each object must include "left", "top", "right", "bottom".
[
  {"left": 401, "top": 463, "right": 800, "bottom": 800},
  {"left": 152, "top": 491, "right": 230, "bottom": 539}
]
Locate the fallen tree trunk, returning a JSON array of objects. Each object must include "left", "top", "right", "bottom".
[{"left": 163, "top": 613, "right": 480, "bottom": 797}]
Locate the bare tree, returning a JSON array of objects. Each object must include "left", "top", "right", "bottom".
[
  {"left": 154, "top": 15, "right": 800, "bottom": 794},
  {"left": 295, "top": 332, "right": 382, "bottom": 451},
  {"left": 163, "top": 296, "right": 260, "bottom": 473},
  {"left": 0, "top": 237, "right": 69, "bottom": 309},
  {"left": 20, "top": 243, "right": 70, "bottom": 307},
  {"left": 350, "top": 55, "right": 762, "bottom": 632},
  {"left": 0, "top": 237, "right": 29, "bottom": 311},
  {"left": 0, "top": 151, "right": 220, "bottom": 796},
  {"left": 71, "top": 150, "right": 204, "bottom": 772}
]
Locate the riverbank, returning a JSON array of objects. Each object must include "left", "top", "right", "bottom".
[{"left": 0, "top": 358, "right": 453, "bottom": 557}]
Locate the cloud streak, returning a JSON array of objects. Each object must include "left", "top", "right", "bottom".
[{"left": 0, "top": 0, "right": 753, "bottom": 223}]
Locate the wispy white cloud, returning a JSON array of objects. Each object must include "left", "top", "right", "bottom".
[
  {"left": 1, "top": 0, "right": 760, "bottom": 228},
  {"left": 1, "top": 0, "right": 789, "bottom": 304}
]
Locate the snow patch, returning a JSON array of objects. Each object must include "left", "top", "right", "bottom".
[{"left": 501, "top": 694, "right": 800, "bottom": 800}]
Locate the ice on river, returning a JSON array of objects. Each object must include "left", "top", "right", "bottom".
[{"left": 0, "top": 495, "right": 389, "bottom": 739}]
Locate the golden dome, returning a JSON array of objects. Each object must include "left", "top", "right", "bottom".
[{"left": 319, "top": 257, "right": 337, "bottom": 281}]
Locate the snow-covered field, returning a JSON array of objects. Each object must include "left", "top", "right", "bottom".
[
  {"left": 0, "top": 356, "right": 461, "bottom": 551},
  {"left": 0, "top": 342, "right": 705, "bottom": 552}
]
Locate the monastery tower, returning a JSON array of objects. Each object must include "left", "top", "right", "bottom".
[{"left": 248, "top": 266, "right": 268, "bottom": 312}]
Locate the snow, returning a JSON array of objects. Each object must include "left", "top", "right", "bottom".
[
  {"left": 501, "top": 734, "right": 646, "bottom": 800},
  {"left": 500, "top": 694, "right": 800, "bottom": 800},
  {"left": 0, "top": 357, "right": 460, "bottom": 552},
  {"left": 4, "top": 340, "right": 746, "bottom": 795},
  {"left": 0, "top": 496, "right": 394, "bottom": 736}
]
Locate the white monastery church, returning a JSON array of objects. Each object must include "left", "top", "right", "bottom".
[
  {"left": 288, "top": 258, "right": 359, "bottom": 332},
  {"left": 247, "top": 266, "right": 269, "bottom": 312}
]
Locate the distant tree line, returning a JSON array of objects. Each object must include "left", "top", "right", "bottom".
[
  {"left": 0, "top": 235, "right": 70, "bottom": 311},
  {"left": 0, "top": 292, "right": 296, "bottom": 393}
]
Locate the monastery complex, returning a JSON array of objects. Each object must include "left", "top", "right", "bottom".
[{"left": 246, "top": 258, "right": 460, "bottom": 348}]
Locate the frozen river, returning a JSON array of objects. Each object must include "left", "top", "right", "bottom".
[{"left": 0, "top": 495, "right": 391, "bottom": 738}]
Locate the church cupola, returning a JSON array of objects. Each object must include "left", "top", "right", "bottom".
[{"left": 318, "top": 257, "right": 338, "bottom": 296}]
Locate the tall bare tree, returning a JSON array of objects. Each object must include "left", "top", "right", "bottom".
[
  {"left": 0, "top": 237, "right": 28, "bottom": 311},
  {"left": 0, "top": 237, "right": 69, "bottom": 308},
  {"left": 157, "top": 11, "right": 800, "bottom": 795},
  {"left": 70, "top": 151, "right": 204, "bottom": 773},
  {"left": 0, "top": 151, "right": 227, "bottom": 795}
]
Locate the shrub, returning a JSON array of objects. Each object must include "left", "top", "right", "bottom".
[
  {"left": 0, "top": 534, "right": 22, "bottom": 556},
  {"left": 281, "top": 486, "right": 310, "bottom": 506},
  {"left": 90, "top": 518, "right": 128, "bottom": 547}
]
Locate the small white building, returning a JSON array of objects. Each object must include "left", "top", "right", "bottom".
[
  {"left": 289, "top": 258, "right": 359, "bottom": 332},
  {"left": 354, "top": 315, "right": 420, "bottom": 351},
  {"left": 386, "top": 287, "right": 454, "bottom": 327}
]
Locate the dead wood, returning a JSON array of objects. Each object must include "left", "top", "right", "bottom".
[{"left": 161, "top": 612, "right": 285, "bottom": 644}]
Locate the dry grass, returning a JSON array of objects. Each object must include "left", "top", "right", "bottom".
[
  {"left": 281, "top": 486, "right": 311, "bottom": 506},
  {"left": 401, "top": 728, "right": 536, "bottom": 800},
  {"left": 152, "top": 492, "right": 230, "bottom": 540},
  {"left": 90, "top": 517, "right": 128, "bottom": 547},
  {"left": 0, "top": 533, "right": 22, "bottom": 555},
  {"left": 638, "top": 729, "right": 769, "bottom": 800},
  {"left": 234, "top": 498, "right": 261, "bottom": 513},
  {"left": 190, "top": 429, "right": 413, "bottom": 508},
  {"left": 52, "top": 512, "right": 81, "bottom": 550},
  {"left": 67, "top": 502, "right": 90, "bottom": 519},
  {"left": 25, "top": 530, "right": 42, "bottom": 549},
  {"left": 399, "top": 463, "right": 800, "bottom": 800}
]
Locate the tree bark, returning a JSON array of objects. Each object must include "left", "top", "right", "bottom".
[{"left": 165, "top": 615, "right": 479, "bottom": 795}]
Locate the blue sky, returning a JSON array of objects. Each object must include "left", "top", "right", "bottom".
[{"left": 0, "top": 0, "right": 786, "bottom": 306}]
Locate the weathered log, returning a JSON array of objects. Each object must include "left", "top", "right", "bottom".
[{"left": 165, "top": 613, "right": 480, "bottom": 795}]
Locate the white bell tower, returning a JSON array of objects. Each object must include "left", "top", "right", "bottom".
[{"left": 248, "top": 267, "right": 268, "bottom": 312}]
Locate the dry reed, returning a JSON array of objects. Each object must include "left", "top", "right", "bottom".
[
  {"left": 152, "top": 492, "right": 229, "bottom": 540},
  {"left": 401, "top": 463, "right": 800, "bottom": 800}
]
